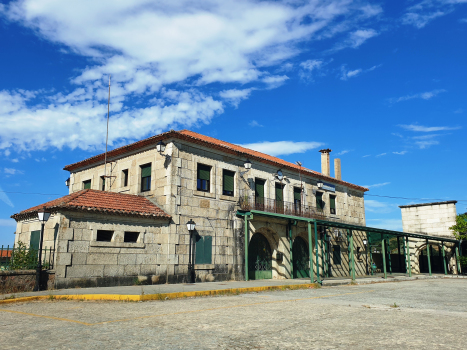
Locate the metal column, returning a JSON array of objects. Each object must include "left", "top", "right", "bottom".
[
  {"left": 426, "top": 239, "right": 432, "bottom": 276},
  {"left": 289, "top": 222, "right": 293, "bottom": 279},
  {"left": 244, "top": 214, "right": 249, "bottom": 281},
  {"left": 348, "top": 230, "right": 355, "bottom": 281},
  {"left": 307, "top": 222, "right": 314, "bottom": 283},
  {"left": 397, "top": 236, "right": 402, "bottom": 273},
  {"left": 442, "top": 242, "right": 447, "bottom": 275},
  {"left": 381, "top": 234, "right": 387, "bottom": 279},
  {"left": 321, "top": 232, "right": 326, "bottom": 277},
  {"left": 386, "top": 238, "right": 392, "bottom": 274},
  {"left": 314, "top": 222, "right": 321, "bottom": 284},
  {"left": 456, "top": 245, "right": 461, "bottom": 275},
  {"left": 405, "top": 236, "right": 412, "bottom": 277}
]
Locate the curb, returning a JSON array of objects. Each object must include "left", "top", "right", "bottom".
[{"left": 0, "top": 283, "right": 319, "bottom": 304}]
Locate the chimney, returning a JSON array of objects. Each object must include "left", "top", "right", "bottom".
[
  {"left": 334, "top": 158, "right": 341, "bottom": 180},
  {"left": 319, "top": 149, "right": 332, "bottom": 176}
]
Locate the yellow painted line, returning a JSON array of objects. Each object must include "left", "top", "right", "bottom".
[{"left": 0, "top": 289, "right": 374, "bottom": 326}]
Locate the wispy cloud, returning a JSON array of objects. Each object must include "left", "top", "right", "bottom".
[
  {"left": 0, "top": 185, "right": 14, "bottom": 207},
  {"left": 337, "top": 150, "right": 351, "bottom": 156},
  {"left": 401, "top": 0, "right": 467, "bottom": 29},
  {"left": 376, "top": 153, "right": 387, "bottom": 157},
  {"left": 239, "top": 141, "right": 324, "bottom": 157},
  {"left": 392, "top": 151, "right": 407, "bottom": 155},
  {"left": 454, "top": 108, "right": 463, "bottom": 114},
  {"left": 219, "top": 88, "right": 254, "bottom": 108},
  {"left": 389, "top": 89, "right": 446, "bottom": 103},
  {"left": 299, "top": 59, "right": 324, "bottom": 81},
  {"left": 340, "top": 64, "right": 381, "bottom": 81},
  {"left": 362, "top": 154, "right": 371, "bottom": 158},
  {"left": 415, "top": 140, "right": 439, "bottom": 149},
  {"left": 11, "top": 158, "right": 19, "bottom": 163},
  {"left": 248, "top": 120, "right": 263, "bottom": 128},
  {"left": 0, "top": 219, "right": 16, "bottom": 227},
  {"left": 364, "top": 182, "right": 391, "bottom": 189},
  {"left": 333, "top": 29, "right": 379, "bottom": 52},
  {"left": 366, "top": 218, "right": 402, "bottom": 231},
  {"left": 399, "top": 124, "right": 461, "bottom": 132},
  {"left": 4, "top": 168, "right": 23, "bottom": 175},
  {"left": 365, "top": 200, "right": 395, "bottom": 214}
]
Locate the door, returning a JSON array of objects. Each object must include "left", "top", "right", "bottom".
[
  {"left": 248, "top": 233, "right": 272, "bottom": 280},
  {"left": 293, "top": 236, "right": 310, "bottom": 278}
]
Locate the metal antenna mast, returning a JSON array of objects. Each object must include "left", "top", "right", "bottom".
[{"left": 104, "top": 75, "right": 111, "bottom": 191}]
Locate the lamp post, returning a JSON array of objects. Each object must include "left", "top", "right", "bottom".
[
  {"left": 187, "top": 219, "right": 196, "bottom": 283},
  {"left": 34, "top": 207, "right": 51, "bottom": 292}
]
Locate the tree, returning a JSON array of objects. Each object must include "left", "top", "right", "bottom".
[{"left": 449, "top": 213, "right": 467, "bottom": 241}]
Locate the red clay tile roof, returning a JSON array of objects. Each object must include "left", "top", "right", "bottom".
[
  {"left": 11, "top": 189, "right": 171, "bottom": 221},
  {"left": 0, "top": 250, "right": 12, "bottom": 258},
  {"left": 63, "top": 129, "right": 368, "bottom": 192}
]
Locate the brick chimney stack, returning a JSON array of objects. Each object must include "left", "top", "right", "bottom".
[
  {"left": 334, "top": 158, "right": 341, "bottom": 180},
  {"left": 319, "top": 149, "right": 332, "bottom": 176}
]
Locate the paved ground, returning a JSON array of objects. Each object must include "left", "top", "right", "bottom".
[{"left": 1, "top": 279, "right": 466, "bottom": 349}]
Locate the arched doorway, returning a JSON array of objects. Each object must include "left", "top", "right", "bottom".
[
  {"left": 292, "top": 236, "right": 310, "bottom": 278},
  {"left": 419, "top": 244, "right": 444, "bottom": 273},
  {"left": 248, "top": 233, "right": 272, "bottom": 280}
]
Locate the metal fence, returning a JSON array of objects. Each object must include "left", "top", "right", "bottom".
[
  {"left": 0, "top": 244, "right": 55, "bottom": 271},
  {"left": 239, "top": 195, "right": 331, "bottom": 221}
]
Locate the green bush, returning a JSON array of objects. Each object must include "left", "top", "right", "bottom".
[
  {"left": 459, "top": 256, "right": 467, "bottom": 269},
  {"left": 9, "top": 242, "right": 38, "bottom": 270}
]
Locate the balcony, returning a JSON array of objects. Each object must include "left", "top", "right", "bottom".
[{"left": 239, "top": 195, "right": 335, "bottom": 221}]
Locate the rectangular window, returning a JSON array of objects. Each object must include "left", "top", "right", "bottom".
[
  {"left": 100, "top": 176, "right": 105, "bottom": 191},
  {"left": 197, "top": 164, "right": 211, "bottom": 192},
  {"left": 275, "top": 183, "right": 284, "bottom": 212},
  {"left": 124, "top": 231, "right": 139, "bottom": 243},
  {"left": 293, "top": 187, "right": 302, "bottom": 212},
  {"left": 122, "top": 169, "right": 129, "bottom": 187},
  {"left": 83, "top": 180, "right": 91, "bottom": 190},
  {"left": 96, "top": 230, "right": 114, "bottom": 242},
  {"left": 30, "top": 230, "right": 40, "bottom": 251},
  {"left": 255, "top": 179, "right": 265, "bottom": 206},
  {"left": 140, "top": 163, "right": 151, "bottom": 192},
  {"left": 333, "top": 245, "right": 341, "bottom": 265},
  {"left": 330, "top": 195, "right": 336, "bottom": 214},
  {"left": 195, "top": 235, "right": 212, "bottom": 264},
  {"left": 222, "top": 170, "right": 235, "bottom": 196},
  {"left": 316, "top": 192, "right": 324, "bottom": 210}
]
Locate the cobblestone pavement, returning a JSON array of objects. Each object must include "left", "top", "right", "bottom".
[{"left": 1, "top": 279, "right": 466, "bottom": 349}]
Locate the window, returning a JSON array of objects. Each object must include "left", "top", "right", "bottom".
[
  {"left": 330, "top": 195, "right": 336, "bottom": 214},
  {"left": 316, "top": 192, "right": 324, "bottom": 210},
  {"left": 122, "top": 169, "right": 129, "bottom": 187},
  {"left": 96, "top": 230, "right": 114, "bottom": 242},
  {"left": 197, "top": 164, "right": 211, "bottom": 192},
  {"left": 222, "top": 170, "right": 235, "bottom": 196},
  {"left": 255, "top": 179, "right": 265, "bottom": 206},
  {"left": 30, "top": 230, "right": 40, "bottom": 250},
  {"left": 100, "top": 176, "right": 106, "bottom": 191},
  {"left": 293, "top": 187, "right": 302, "bottom": 212},
  {"left": 333, "top": 245, "right": 341, "bottom": 265},
  {"left": 195, "top": 235, "right": 212, "bottom": 264},
  {"left": 83, "top": 180, "right": 91, "bottom": 190},
  {"left": 124, "top": 231, "right": 139, "bottom": 243},
  {"left": 140, "top": 163, "right": 151, "bottom": 192},
  {"left": 275, "top": 183, "right": 284, "bottom": 212}
]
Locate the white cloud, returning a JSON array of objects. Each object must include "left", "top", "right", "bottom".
[
  {"left": 389, "top": 89, "right": 446, "bottom": 103},
  {"left": 299, "top": 59, "right": 324, "bottom": 81},
  {"left": 362, "top": 154, "right": 371, "bottom": 158},
  {"left": 336, "top": 150, "right": 351, "bottom": 156},
  {"left": 460, "top": 18, "right": 467, "bottom": 23},
  {"left": 0, "top": 219, "right": 16, "bottom": 227},
  {"left": 399, "top": 124, "right": 461, "bottom": 132},
  {"left": 415, "top": 140, "right": 439, "bottom": 149},
  {"left": 248, "top": 120, "right": 263, "bottom": 128},
  {"left": 365, "top": 200, "right": 395, "bottom": 214},
  {"left": 11, "top": 159, "right": 19, "bottom": 163},
  {"left": 402, "top": 0, "right": 467, "bottom": 29},
  {"left": 239, "top": 141, "right": 324, "bottom": 156},
  {"left": 4, "top": 168, "right": 23, "bottom": 175},
  {"left": 376, "top": 153, "right": 387, "bottom": 157},
  {"left": 392, "top": 151, "right": 407, "bottom": 155},
  {"left": 340, "top": 64, "right": 381, "bottom": 80},
  {"left": 262, "top": 75, "right": 289, "bottom": 89},
  {"left": 332, "top": 28, "right": 379, "bottom": 52},
  {"left": 364, "top": 182, "right": 391, "bottom": 188},
  {"left": 4, "top": 150, "right": 11, "bottom": 157},
  {"left": 0, "top": 185, "right": 14, "bottom": 207},
  {"left": 219, "top": 88, "right": 254, "bottom": 108},
  {"left": 366, "top": 218, "right": 402, "bottom": 231}
]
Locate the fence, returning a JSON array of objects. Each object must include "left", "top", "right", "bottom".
[{"left": 0, "top": 244, "right": 55, "bottom": 271}]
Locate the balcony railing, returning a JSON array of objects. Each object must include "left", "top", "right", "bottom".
[{"left": 239, "top": 195, "right": 334, "bottom": 221}]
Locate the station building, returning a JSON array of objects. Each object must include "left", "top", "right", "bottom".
[{"left": 11, "top": 130, "right": 461, "bottom": 288}]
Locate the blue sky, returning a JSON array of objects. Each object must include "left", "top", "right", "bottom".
[{"left": 1, "top": 0, "right": 466, "bottom": 246}]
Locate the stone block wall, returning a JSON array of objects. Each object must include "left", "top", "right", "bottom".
[{"left": 401, "top": 202, "right": 457, "bottom": 237}]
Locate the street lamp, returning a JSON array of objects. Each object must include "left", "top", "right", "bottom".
[
  {"left": 156, "top": 140, "right": 166, "bottom": 154},
  {"left": 186, "top": 219, "right": 196, "bottom": 283},
  {"left": 34, "top": 207, "right": 51, "bottom": 292},
  {"left": 244, "top": 159, "right": 252, "bottom": 170}
]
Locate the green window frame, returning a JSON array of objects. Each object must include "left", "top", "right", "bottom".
[
  {"left": 255, "top": 179, "right": 265, "bottom": 205},
  {"left": 195, "top": 235, "right": 212, "bottom": 264},
  {"left": 275, "top": 183, "right": 283, "bottom": 202},
  {"left": 197, "top": 164, "right": 211, "bottom": 192},
  {"left": 330, "top": 195, "right": 336, "bottom": 214},
  {"left": 316, "top": 192, "right": 324, "bottom": 210},
  {"left": 293, "top": 187, "right": 301, "bottom": 212},
  {"left": 140, "top": 163, "right": 151, "bottom": 192},
  {"left": 30, "top": 230, "right": 40, "bottom": 251},
  {"left": 83, "top": 180, "right": 91, "bottom": 190},
  {"left": 222, "top": 170, "right": 235, "bottom": 196}
]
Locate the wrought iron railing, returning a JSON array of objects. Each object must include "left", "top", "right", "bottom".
[
  {"left": 0, "top": 244, "right": 55, "bottom": 271},
  {"left": 239, "top": 195, "right": 332, "bottom": 221}
]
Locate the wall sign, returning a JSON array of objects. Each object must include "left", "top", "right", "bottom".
[{"left": 322, "top": 182, "right": 336, "bottom": 192}]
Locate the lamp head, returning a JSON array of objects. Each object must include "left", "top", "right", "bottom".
[
  {"left": 156, "top": 140, "right": 166, "bottom": 153},
  {"left": 244, "top": 159, "right": 252, "bottom": 170},
  {"left": 37, "top": 207, "right": 51, "bottom": 223},
  {"left": 186, "top": 219, "right": 196, "bottom": 232}
]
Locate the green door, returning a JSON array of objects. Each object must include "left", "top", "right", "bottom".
[
  {"left": 248, "top": 233, "right": 272, "bottom": 280},
  {"left": 292, "top": 236, "right": 310, "bottom": 278}
]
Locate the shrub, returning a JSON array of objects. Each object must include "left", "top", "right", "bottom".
[{"left": 9, "top": 242, "right": 38, "bottom": 270}]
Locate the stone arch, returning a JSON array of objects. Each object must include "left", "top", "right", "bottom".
[
  {"left": 415, "top": 242, "right": 445, "bottom": 273},
  {"left": 254, "top": 226, "right": 280, "bottom": 252}
]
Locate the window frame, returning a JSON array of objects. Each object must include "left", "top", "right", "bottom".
[
  {"left": 330, "top": 195, "right": 336, "bottom": 215},
  {"left": 196, "top": 163, "right": 211, "bottom": 192},
  {"left": 124, "top": 231, "right": 140, "bottom": 243},
  {"left": 100, "top": 176, "right": 106, "bottom": 191},
  {"left": 316, "top": 191, "right": 324, "bottom": 210},
  {"left": 122, "top": 169, "right": 129, "bottom": 187},
  {"left": 140, "top": 163, "right": 152, "bottom": 192},
  {"left": 96, "top": 230, "right": 114, "bottom": 242},
  {"left": 222, "top": 169, "right": 235, "bottom": 196},
  {"left": 83, "top": 179, "right": 91, "bottom": 190}
]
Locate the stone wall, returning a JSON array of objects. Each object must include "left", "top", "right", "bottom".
[{"left": 0, "top": 270, "right": 55, "bottom": 294}]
